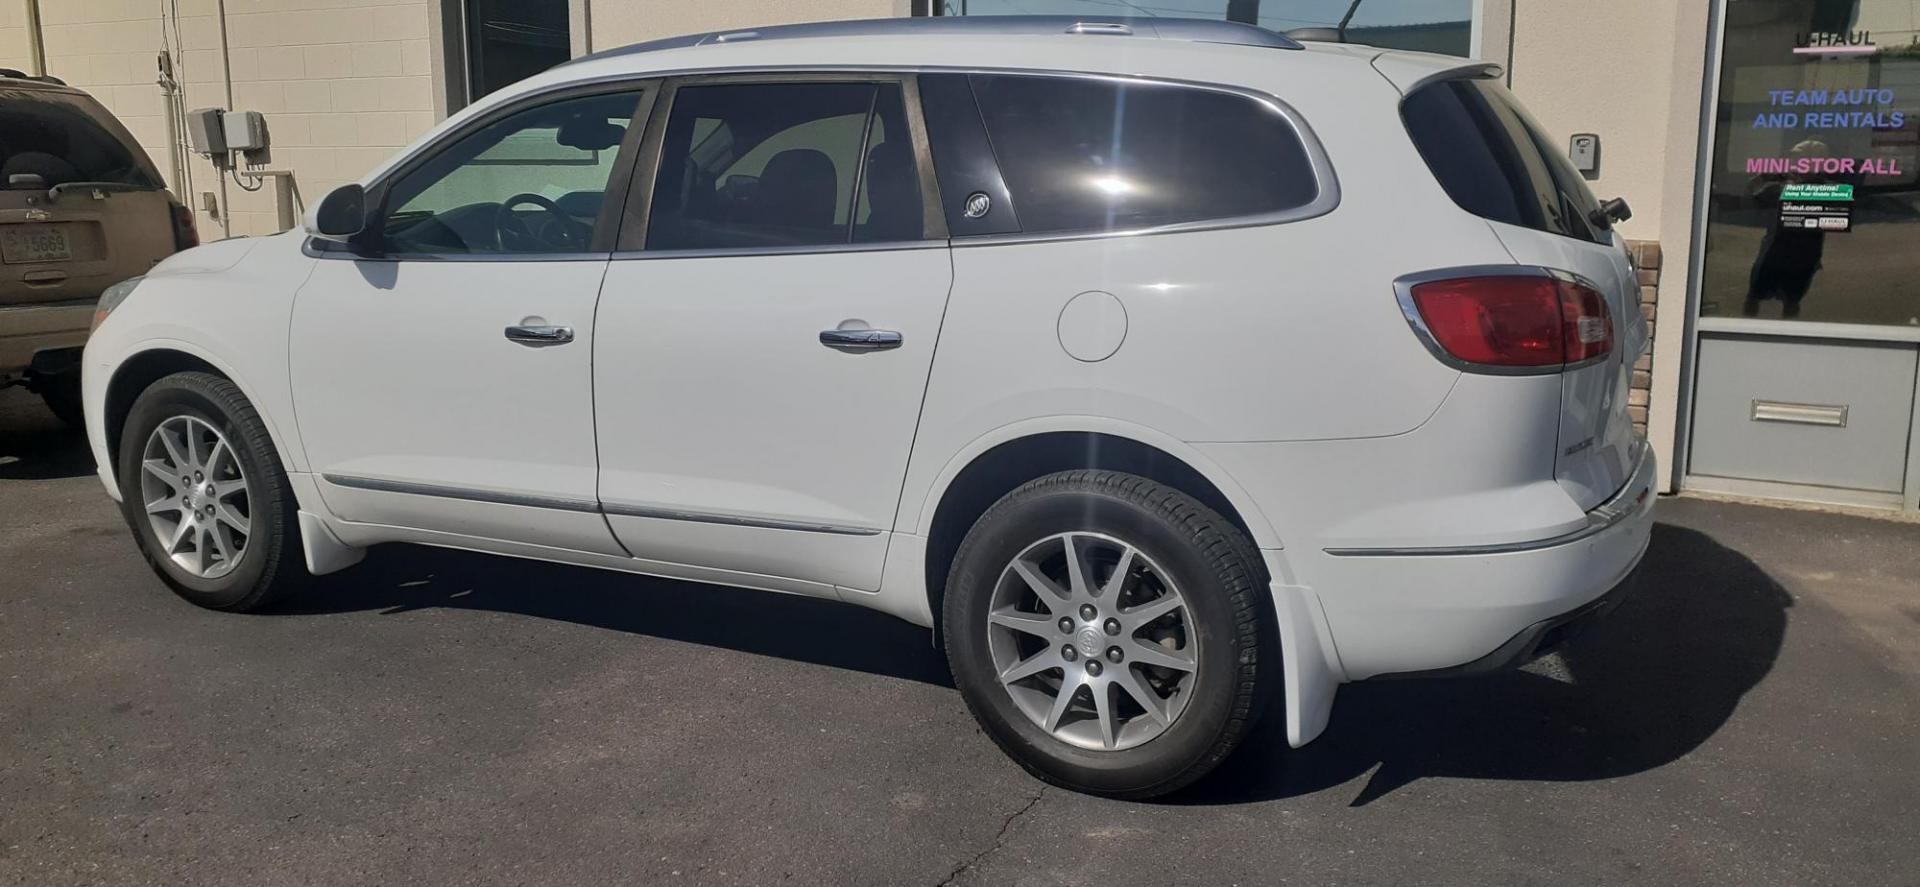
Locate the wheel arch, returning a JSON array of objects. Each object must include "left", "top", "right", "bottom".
[
  {"left": 102, "top": 345, "right": 299, "bottom": 489},
  {"left": 915, "top": 423, "right": 1281, "bottom": 641}
]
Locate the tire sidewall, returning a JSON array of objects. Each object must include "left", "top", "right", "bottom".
[
  {"left": 946, "top": 482, "right": 1253, "bottom": 795},
  {"left": 116, "top": 378, "right": 280, "bottom": 608}
]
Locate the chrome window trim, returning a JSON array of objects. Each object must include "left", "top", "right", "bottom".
[
  {"left": 302, "top": 241, "right": 612, "bottom": 262},
  {"left": 1392, "top": 264, "right": 1615, "bottom": 377},
  {"left": 602, "top": 502, "right": 882, "bottom": 536},
  {"left": 307, "top": 65, "right": 1340, "bottom": 262},
  {"left": 1323, "top": 440, "right": 1652, "bottom": 557},
  {"left": 610, "top": 240, "right": 944, "bottom": 261},
  {"left": 321, "top": 474, "right": 601, "bottom": 513}
]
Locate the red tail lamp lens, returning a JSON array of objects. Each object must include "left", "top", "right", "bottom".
[{"left": 1407, "top": 274, "right": 1613, "bottom": 369}]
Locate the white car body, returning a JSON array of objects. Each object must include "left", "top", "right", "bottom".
[{"left": 83, "top": 17, "right": 1655, "bottom": 752}]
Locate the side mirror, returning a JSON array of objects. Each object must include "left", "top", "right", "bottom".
[{"left": 304, "top": 183, "right": 367, "bottom": 243}]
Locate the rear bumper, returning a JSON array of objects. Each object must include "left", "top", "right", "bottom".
[
  {"left": 0, "top": 301, "right": 90, "bottom": 380},
  {"left": 1369, "top": 558, "right": 1642, "bottom": 680},
  {"left": 1302, "top": 445, "right": 1657, "bottom": 680}
]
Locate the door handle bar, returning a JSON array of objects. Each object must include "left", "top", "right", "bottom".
[
  {"left": 819, "top": 329, "right": 902, "bottom": 351},
  {"left": 505, "top": 324, "right": 575, "bottom": 345}
]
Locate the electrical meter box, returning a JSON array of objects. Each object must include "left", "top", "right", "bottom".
[
  {"left": 223, "top": 110, "right": 269, "bottom": 152},
  {"left": 185, "top": 107, "right": 227, "bottom": 155}
]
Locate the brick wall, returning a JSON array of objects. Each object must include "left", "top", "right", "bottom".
[
  {"left": 1, "top": 0, "right": 440, "bottom": 237},
  {"left": 1626, "top": 240, "right": 1662, "bottom": 438}
]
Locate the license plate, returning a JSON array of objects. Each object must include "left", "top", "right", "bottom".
[{"left": 0, "top": 225, "right": 72, "bottom": 264}]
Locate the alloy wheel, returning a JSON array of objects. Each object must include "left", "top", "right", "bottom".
[
  {"left": 985, "top": 532, "right": 1200, "bottom": 751},
  {"left": 138, "top": 415, "right": 252, "bottom": 580}
]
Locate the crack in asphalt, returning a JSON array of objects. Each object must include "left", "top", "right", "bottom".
[{"left": 935, "top": 786, "right": 1047, "bottom": 887}]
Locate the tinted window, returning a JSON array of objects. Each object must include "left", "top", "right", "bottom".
[
  {"left": 643, "top": 82, "right": 923, "bottom": 251},
  {"left": 966, "top": 74, "right": 1319, "bottom": 234},
  {"left": 0, "top": 90, "right": 160, "bottom": 188},
  {"left": 1401, "top": 78, "right": 1605, "bottom": 244},
  {"left": 381, "top": 90, "right": 642, "bottom": 255}
]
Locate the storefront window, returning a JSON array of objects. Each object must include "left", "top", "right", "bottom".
[
  {"left": 1699, "top": 0, "right": 1920, "bottom": 327},
  {"left": 933, "top": 0, "right": 1473, "bottom": 58}
]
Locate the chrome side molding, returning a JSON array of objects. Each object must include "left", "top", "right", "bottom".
[
  {"left": 321, "top": 474, "right": 600, "bottom": 513},
  {"left": 322, "top": 474, "right": 883, "bottom": 537},
  {"left": 601, "top": 502, "right": 882, "bottom": 536}
]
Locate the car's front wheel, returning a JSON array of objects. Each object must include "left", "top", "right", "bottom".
[
  {"left": 115, "top": 371, "right": 306, "bottom": 611},
  {"left": 943, "top": 470, "right": 1273, "bottom": 799}
]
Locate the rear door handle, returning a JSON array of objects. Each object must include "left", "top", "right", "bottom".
[
  {"left": 819, "top": 329, "right": 902, "bottom": 351},
  {"left": 504, "top": 324, "right": 575, "bottom": 345}
]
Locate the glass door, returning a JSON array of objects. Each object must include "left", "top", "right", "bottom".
[{"left": 1688, "top": 0, "right": 1920, "bottom": 509}]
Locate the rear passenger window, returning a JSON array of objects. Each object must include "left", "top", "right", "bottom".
[
  {"left": 642, "top": 81, "right": 923, "bottom": 251},
  {"left": 966, "top": 74, "right": 1320, "bottom": 235},
  {"left": 1401, "top": 77, "right": 1605, "bottom": 244}
]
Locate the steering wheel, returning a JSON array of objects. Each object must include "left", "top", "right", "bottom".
[{"left": 494, "top": 192, "right": 589, "bottom": 252}]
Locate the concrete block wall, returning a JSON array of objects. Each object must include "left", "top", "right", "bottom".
[{"left": 1, "top": 0, "right": 440, "bottom": 237}]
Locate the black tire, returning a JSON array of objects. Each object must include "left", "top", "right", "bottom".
[
  {"left": 115, "top": 371, "right": 306, "bottom": 611},
  {"left": 38, "top": 374, "right": 83, "bottom": 428},
  {"left": 943, "top": 470, "right": 1273, "bottom": 799}
]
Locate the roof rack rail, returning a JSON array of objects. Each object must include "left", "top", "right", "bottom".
[
  {"left": 569, "top": 15, "right": 1303, "bottom": 67},
  {"left": 0, "top": 67, "right": 67, "bottom": 85}
]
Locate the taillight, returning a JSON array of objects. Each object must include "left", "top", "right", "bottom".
[
  {"left": 169, "top": 200, "right": 199, "bottom": 251},
  {"left": 1399, "top": 270, "right": 1613, "bottom": 371}
]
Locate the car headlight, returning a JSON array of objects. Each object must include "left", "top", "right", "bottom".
[{"left": 92, "top": 275, "right": 143, "bottom": 332}]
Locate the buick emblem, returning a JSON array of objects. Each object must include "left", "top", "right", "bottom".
[
  {"left": 1076, "top": 626, "right": 1103, "bottom": 659},
  {"left": 962, "top": 191, "right": 992, "bottom": 219}
]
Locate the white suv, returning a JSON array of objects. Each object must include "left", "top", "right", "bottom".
[{"left": 83, "top": 17, "right": 1655, "bottom": 798}]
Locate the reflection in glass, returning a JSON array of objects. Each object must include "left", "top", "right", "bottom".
[
  {"left": 934, "top": 0, "right": 1473, "bottom": 57},
  {"left": 1700, "top": 0, "right": 1920, "bottom": 327}
]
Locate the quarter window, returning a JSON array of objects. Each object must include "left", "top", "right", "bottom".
[
  {"left": 380, "top": 89, "right": 643, "bottom": 255},
  {"left": 1401, "top": 78, "right": 1606, "bottom": 244},
  {"left": 965, "top": 74, "right": 1320, "bottom": 235},
  {"left": 641, "top": 81, "right": 924, "bottom": 251}
]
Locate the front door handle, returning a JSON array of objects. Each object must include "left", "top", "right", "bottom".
[
  {"left": 819, "top": 328, "right": 902, "bottom": 351},
  {"left": 505, "top": 324, "right": 574, "bottom": 345}
]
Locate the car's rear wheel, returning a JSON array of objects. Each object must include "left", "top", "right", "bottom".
[
  {"left": 115, "top": 371, "right": 306, "bottom": 611},
  {"left": 943, "top": 470, "right": 1272, "bottom": 799}
]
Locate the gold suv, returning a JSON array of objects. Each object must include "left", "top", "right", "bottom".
[{"left": 1, "top": 70, "right": 193, "bottom": 424}]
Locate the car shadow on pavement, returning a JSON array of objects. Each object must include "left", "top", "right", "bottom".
[
  {"left": 0, "top": 391, "right": 95, "bottom": 481},
  {"left": 278, "top": 518, "right": 1786, "bottom": 807},
  {"left": 285, "top": 544, "right": 956, "bottom": 687},
  {"left": 1181, "top": 521, "right": 1793, "bottom": 806}
]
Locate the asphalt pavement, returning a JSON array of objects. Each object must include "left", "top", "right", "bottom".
[{"left": 3, "top": 386, "right": 1918, "bottom": 886}]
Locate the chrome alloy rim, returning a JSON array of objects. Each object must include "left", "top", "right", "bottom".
[
  {"left": 986, "top": 532, "right": 1199, "bottom": 751},
  {"left": 138, "top": 416, "right": 252, "bottom": 580}
]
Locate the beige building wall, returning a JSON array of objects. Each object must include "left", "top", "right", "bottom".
[
  {"left": 1, "top": 0, "right": 441, "bottom": 237},
  {"left": 0, "top": 3, "right": 31, "bottom": 69},
  {"left": 584, "top": 0, "right": 907, "bottom": 49},
  {"left": 1507, "top": 0, "right": 1715, "bottom": 491}
]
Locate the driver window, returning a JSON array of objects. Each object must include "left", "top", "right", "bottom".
[{"left": 380, "top": 89, "right": 643, "bottom": 255}]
